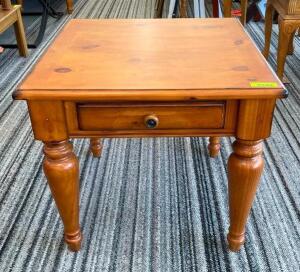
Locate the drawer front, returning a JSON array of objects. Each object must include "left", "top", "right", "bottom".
[{"left": 77, "top": 102, "right": 225, "bottom": 131}]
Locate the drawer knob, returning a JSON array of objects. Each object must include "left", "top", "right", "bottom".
[{"left": 144, "top": 115, "right": 159, "bottom": 129}]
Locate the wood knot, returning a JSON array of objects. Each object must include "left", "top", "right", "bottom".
[
  {"left": 234, "top": 39, "right": 244, "bottom": 45},
  {"left": 81, "top": 44, "right": 101, "bottom": 50},
  {"left": 232, "top": 66, "right": 249, "bottom": 72},
  {"left": 54, "top": 67, "right": 72, "bottom": 73}
]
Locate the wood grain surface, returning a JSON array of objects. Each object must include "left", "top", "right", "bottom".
[{"left": 15, "top": 19, "right": 284, "bottom": 100}]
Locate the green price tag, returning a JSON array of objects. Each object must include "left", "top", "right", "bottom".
[{"left": 250, "top": 82, "right": 278, "bottom": 88}]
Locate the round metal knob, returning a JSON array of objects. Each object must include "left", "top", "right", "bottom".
[{"left": 144, "top": 115, "right": 159, "bottom": 129}]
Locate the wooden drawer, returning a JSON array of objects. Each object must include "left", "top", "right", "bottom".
[
  {"left": 77, "top": 102, "right": 225, "bottom": 131},
  {"left": 277, "top": 0, "right": 300, "bottom": 15}
]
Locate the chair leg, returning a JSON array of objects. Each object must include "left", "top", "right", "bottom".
[
  {"left": 155, "top": 0, "right": 164, "bottom": 18},
  {"left": 16, "top": 0, "right": 24, "bottom": 11},
  {"left": 240, "top": 0, "right": 248, "bottom": 26},
  {"left": 13, "top": 8, "right": 28, "bottom": 57},
  {"left": 287, "top": 31, "right": 296, "bottom": 55},
  {"left": 66, "top": 0, "right": 73, "bottom": 14},
  {"left": 277, "top": 17, "right": 298, "bottom": 80},
  {"left": 212, "top": 0, "right": 219, "bottom": 18},
  {"left": 263, "top": 2, "right": 274, "bottom": 59},
  {"left": 179, "top": 0, "right": 187, "bottom": 18},
  {"left": 223, "top": 0, "right": 232, "bottom": 18}
]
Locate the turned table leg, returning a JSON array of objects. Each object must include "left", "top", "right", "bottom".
[
  {"left": 227, "top": 139, "right": 264, "bottom": 251},
  {"left": 208, "top": 137, "right": 221, "bottom": 158},
  {"left": 43, "top": 140, "right": 81, "bottom": 251},
  {"left": 89, "top": 138, "right": 102, "bottom": 157}
]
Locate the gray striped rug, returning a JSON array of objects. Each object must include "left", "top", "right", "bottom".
[{"left": 0, "top": 0, "right": 300, "bottom": 271}]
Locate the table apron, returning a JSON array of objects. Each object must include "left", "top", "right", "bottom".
[{"left": 26, "top": 99, "right": 276, "bottom": 142}]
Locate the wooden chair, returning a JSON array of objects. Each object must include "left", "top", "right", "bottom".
[
  {"left": 0, "top": 0, "right": 28, "bottom": 56},
  {"left": 155, "top": 0, "right": 221, "bottom": 18},
  {"left": 156, "top": 0, "right": 248, "bottom": 23},
  {"left": 263, "top": 0, "right": 300, "bottom": 79},
  {"left": 155, "top": 0, "right": 187, "bottom": 18},
  {"left": 224, "top": 0, "right": 248, "bottom": 25}
]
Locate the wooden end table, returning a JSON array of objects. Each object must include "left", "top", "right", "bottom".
[{"left": 13, "top": 19, "right": 286, "bottom": 252}]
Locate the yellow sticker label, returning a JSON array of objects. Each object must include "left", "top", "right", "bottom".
[{"left": 250, "top": 82, "right": 278, "bottom": 88}]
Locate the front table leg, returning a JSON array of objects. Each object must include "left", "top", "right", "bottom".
[
  {"left": 227, "top": 139, "right": 264, "bottom": 251},
  {"left": 43, "top": 140, "right": 81, "bottom": 251}
]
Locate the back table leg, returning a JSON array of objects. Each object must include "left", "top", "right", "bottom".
[
  {"left": 90, "top": 138, "right": 102, "bottom": 157},
  {"left": 43, "top": 140, "right": 81, "bottom": 251},
  {"left": 208, "top": 137, "right": 221, "bottom": 158}
]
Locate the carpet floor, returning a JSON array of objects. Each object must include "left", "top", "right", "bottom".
[{"left": 0, "top": 0, "right": 300, "bottom": 271}]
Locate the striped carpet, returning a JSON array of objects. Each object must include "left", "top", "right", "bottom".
[{"left": 0, "top": 0, "right": 300, "bottom": 271}]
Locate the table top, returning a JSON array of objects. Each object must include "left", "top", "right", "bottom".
[{"left": 15, "top": 18, "right": 285, "bottom": 100}]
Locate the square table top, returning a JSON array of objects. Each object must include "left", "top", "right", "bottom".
[{"left": 15, "top": 18, "right": 285, "bottom": 100}]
